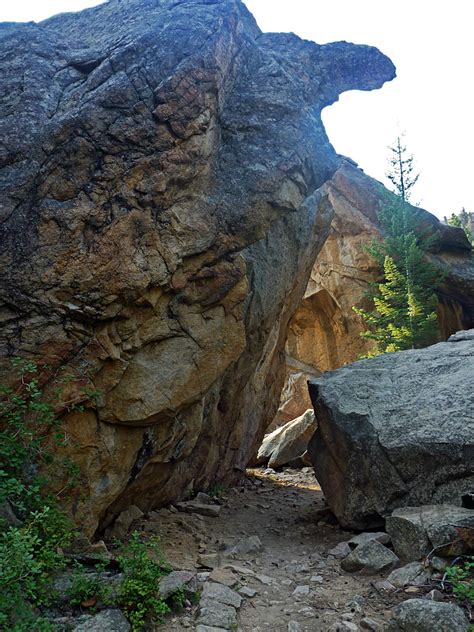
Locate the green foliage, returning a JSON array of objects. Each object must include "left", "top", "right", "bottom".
[
  {"left": 208, "top": 483, "right": 227, "bottom": 498},
  {"left": 446, "top": 208, "right": 473, "bottom": 244},
  {"left": 116, "top": 531, "right": 171, "bottom": 631},
  {"left": 0, "top": 359, "right": 79, "bottom": 630},
  {"left": 67, "top": 560, "right": 110, "bottom": 608},
  {"left": 445, "top": 557, "right": 474, "bottom": 604},
  {"left": 170, "top": 586, "right": 186, "bottom": 610},
  {"left": 0, "top": 360, "right": 174, "bottom": 630},
  {"left": 386, "top": 135, "right": 419, "bottom": 200},
  {"left": 355, "top": 136, "right": 443, "bottom": 355}
]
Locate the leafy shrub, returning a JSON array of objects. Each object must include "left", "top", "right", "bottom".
[
  {"left": 116, "top": 531, "right": 171, "bottom": 631},
  {"left": 0, "top": 360, "right": 174, "bottom": 631},
  {"left": 445, "top": 556, "right": 474, "bottom": 604},
  {"left": 67, "top": 559, "right": 110, "bottom": 608},
  {"left": 0, "top": 359, "right": 79, "bottom": 629}
]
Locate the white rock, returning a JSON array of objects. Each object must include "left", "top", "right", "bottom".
[{"left": 292, "top": 585, "right": 310, "bottom": 597}]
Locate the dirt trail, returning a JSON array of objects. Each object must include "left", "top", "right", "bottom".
[{"left": 137, "top": 467, "right": 407, "bottom": 631}]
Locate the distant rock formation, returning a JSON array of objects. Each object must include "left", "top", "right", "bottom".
[
  {"left": 0, "top": 0, "right": 395, "bottom": 534},
  {"left": 276, "top": 160, "right": 474, "bottom": 425},
  {"left": 307, "top": 330, "right": 474, "bottom": 529},
  {"left": 255, "top": 409, "right": 316, "bottom": 469}
]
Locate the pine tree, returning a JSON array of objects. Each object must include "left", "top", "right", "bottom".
[
  {"left": 355, "top": 136, "right": 442, "bottom": 355},
  {"left": 447, "top": 208, "right": 473, "bottom": 243}
]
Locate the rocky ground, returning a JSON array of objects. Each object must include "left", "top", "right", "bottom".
[{"left": 131, "top": 467, "right": 442, "bottom": 632}]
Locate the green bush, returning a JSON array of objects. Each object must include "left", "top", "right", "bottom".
[
  {"left": 0, "top": 359, "right": 79, "bottom": 629},
  {"left": 116, "top": 531, "right": 171, "bottom": 631},
  {"left": 445, "top": 556, "right": 474, "bottom": 604},
  {"left": 67, "top": 559, "right": 110, "bottom": 608},
  {"left": 0, "top": 360, "right": 174, "bottom": 630}
]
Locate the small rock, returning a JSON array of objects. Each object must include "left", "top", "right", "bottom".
[
  {"left": 72, "top": 609, "right": 130, "bottom": 631},
  {"left": 310, "top": 574, "right": 323, "bottom": 583},
  {"left": 196, "top": 626, "right": 229, "bottom": 632},
  {"left": 224, "top": 563, "right": 255, "bottom": 576},
  {"left": 430, "top": 556, "right": 449, "bottom": 572},
  {"left": 209, "top": 567, "right": 237, "bottom": 587},
  {"left": 387, "top": 561, "right": 430, "bottom": 588},
  {"left": 328, "top": 542, "right": 352, "bottom": 559},
  {"left": 360, "top": 617, "right": 382, "bottom": 631},
  {"left": 226, "top": 535, "right": 263, "bottom": 556},
  {"left": 197, "top": 553, "right": 220, "bottom": 569},
  {"left": 386, "top": 599, "right": 469, "bottom": 631},
  {"left": 176, "top": 501, "right": 221, "bottom": 518},
  {"left": 239, "top": 586, "right": 257, "bottom": 598},
  {"left": 292, "top": 585, "right": 310, "bottom": 597},
  {"left": 349, "top": 595, "right": 366, "bottom": 613},
  {"left": 201, "top": 581, "right": 242, "bottom": 608},
  {"left": 285, "top": 560, "right": 309, "bottom": 573},
  {"left": 373, "top": 579, "right": 396, "bottom": 594},
  {"left": 195, "top": 492, "right": 215, "bottom": 505},
  {"left": 424, "top": 589, "right": 445, "bottom": 602},
  {"left": 197, "top": 599, "right": 237, "bottom": 628},
  {"left": 255, "top": 573, "right": 273, "bottom": 585},
  {"left": 348, "top": 532, "right": 390, "bottom": 549},
  {"left": 329, "top": 622, "right": 359, "bottom": 632},
  {"left": 288, "top": 622, "right": 302, "bottom": 632},
  {"left": 341, "top": 540, "right": 399, "bottom": 574},
  {"left": 158, "top": 570, "right": 197, "bottom": 599}
]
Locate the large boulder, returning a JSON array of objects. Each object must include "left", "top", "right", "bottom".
[
  {"left": 308, "top": 331, "right": 474, "bottom": 529},
  {"left": 339, "top": 539, "right": 399, "bottom": 575},
  {"left": 0, "top": 0, "right": 395, "bottom": 534},
  {"left": 269, "top": 356, "right": 319, "bottom": 431},
  {"left": 256, "top": 409, "right": 316, "bottom": 468},
  {"left": 385, "top": 599, "right": 469, "bottom": 632},
  {"left": 386, "top": 505, "right": 474, "bottom": 561}
]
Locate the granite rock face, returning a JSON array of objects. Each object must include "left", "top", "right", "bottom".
[
  {"left": 385, "top": 599, "right": 469, "bottom": 632},
  {"left": 308, "top": 332, "right": 474, "bottom": 529},
  {"left": 0, "top": 0, "right": 395, "bottom": 534},
  {"left": 278, "top": 161, "right": 474, "bottom": 424},
  {"left": 386, "top": 505, "right": 474, "bottom": 561}
]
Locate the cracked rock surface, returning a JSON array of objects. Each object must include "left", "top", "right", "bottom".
[
  {"left": 0, "top": 0, "right": 395, "bottom": 534},
  {"left": 308, "top": 331, "right": 474, "bottom": 529}
]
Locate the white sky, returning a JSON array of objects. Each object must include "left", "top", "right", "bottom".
[{"left": 2, "top": 0, "right": 473, "bottom": 219}]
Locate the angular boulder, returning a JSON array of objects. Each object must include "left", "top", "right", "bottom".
[
  {"left": 386, "top": 505, "right": 474, "bottom": 561},
  {"left": 387, "top": 562, "right": 431, "bottom": 588},
  {"left": 158, "top": 570, "right": 198, "bottom": 600},
  {"left": 385, "top": 599, "right": 469, "bottom": 632},
  {"left": 308, "top": 332, "right": 474, "bottom": 529},
  {"left": 340, "top": 540, "right": 399, "bottom": 575},
  {"left": 72, "top": 609, "right": 131, "bottom": 632},
  {"left": 0, "top": 0, "right": 395, "bottom": 535},
  {"left": 256, "top": 409, "right": 316, "bottom": 468}
]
